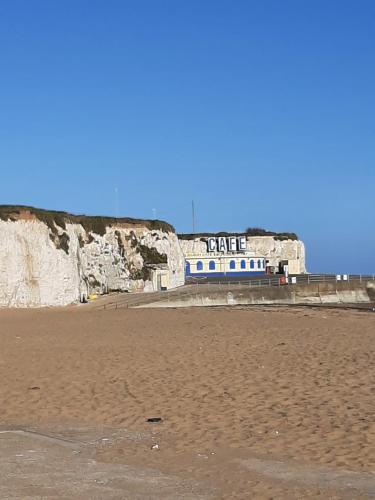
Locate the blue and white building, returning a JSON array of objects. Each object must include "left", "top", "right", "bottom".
[{"left": 184, "top": 235, "right": 266, "bottom": 278}]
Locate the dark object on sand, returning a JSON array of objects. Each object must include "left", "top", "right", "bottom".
[
  {"left": 146, "top": 417, "right": 162, "bottom": 423},
  {"left": 28, "top": 386, "right": 40, "bottom": 390}
]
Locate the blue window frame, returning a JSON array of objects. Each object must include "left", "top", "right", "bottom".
[
  {"left": 197, "top": 261, "right": 203, "bottom": 271},
  {"left": 185, "top": 261, "right": 191, "bottom": 274},
  {"left": 258, "top": 259, "right": 261, "bottom": 268},
  {"left": 241, "top": 259, "right": 246, "bottom": 269},
  {"left": 250, "top": 260, "right": 255, "bottom": 269},
  {"left": 209, "top": 260, "right": 216, "bottom": 270},
  {"left": 230, "top": 260, "right": 236, "bottom": 270}
]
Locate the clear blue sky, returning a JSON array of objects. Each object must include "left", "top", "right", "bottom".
[{"left": 0, "top": 1, "right": 374, "bottom": 273}]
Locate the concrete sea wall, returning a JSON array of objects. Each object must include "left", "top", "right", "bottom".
[{"left": 139, "top": 281, "right": 374, "bottom": 308}]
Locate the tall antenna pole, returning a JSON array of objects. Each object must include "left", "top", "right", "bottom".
[
  {"left": 115, "top": 187, "right": 119, "bottom": 218},
  {"left": 192, "top": 200, "right": 196, "bottom": 233}
]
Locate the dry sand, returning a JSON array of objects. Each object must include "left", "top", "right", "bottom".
[{"left": 0, "top": 304, "right": 374, "bottom": 498}]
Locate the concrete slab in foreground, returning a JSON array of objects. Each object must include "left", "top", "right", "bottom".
[{"left": 0, "top": 429, "right": 209, "bottom": 499}]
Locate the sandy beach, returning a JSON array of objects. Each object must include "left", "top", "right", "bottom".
[{"left": 0, "top": 304, "right": 374, "bottom": 498}]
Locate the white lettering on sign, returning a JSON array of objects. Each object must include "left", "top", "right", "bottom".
[
  {"left": 207, "top": 237, "right": 216, "bottom": 252},
  {"left": 218, "top": 237, "right": 227, "bottom": 252},
  {"left": 228, "top": 237, "right": 237, "bottom": 251},
  {"left": 238, "top": 236, "right": 246, "bottom": 251},
  {"left": 206, "top": 236, "right": 248, "bottom": 253}
]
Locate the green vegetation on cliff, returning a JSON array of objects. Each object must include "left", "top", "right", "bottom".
[
  {"left": 0, "top": 205, "right": 175, "bottom": 234},
  {"left": 138, "top": 244, "right": 167, "bottom": 265},
  {"left": 0, "top": 205, "right": 175, "bottom": 256},
  {"left": 178, "top": 228, "right": 298, "bottom": 241},
  {"left": 245, "top": 227, "right": 298, "bottom": 241}
]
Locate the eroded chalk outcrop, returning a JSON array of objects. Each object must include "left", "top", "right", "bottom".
[{"left": 0, "top": 206, "right": 185, "bottom": 307}]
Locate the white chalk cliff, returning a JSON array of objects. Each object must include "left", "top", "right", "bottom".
[{"left": 0, "top": 208, "right": 185, "bottom": 307}]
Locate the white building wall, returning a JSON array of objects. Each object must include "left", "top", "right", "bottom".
[
  {"left": 186, "top": 255, "right": 266, "bottom": 274},
  {"left": 180, "top": 236, "right": 306, "bottom": 274}
]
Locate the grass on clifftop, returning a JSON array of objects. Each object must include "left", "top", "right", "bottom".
[
  {"left": 178, "top": 227, "right": 299, "bottom": 241},
  {"left": 0, "top": 205, "right": 175, "bottom": 234}
]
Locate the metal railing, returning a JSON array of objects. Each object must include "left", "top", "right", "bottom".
[
  {"left": 186, "top": 274, "right": 375, "bottom": 286},
  {"left": 98, "top": 274, "right": 375, "bottom": 310}
]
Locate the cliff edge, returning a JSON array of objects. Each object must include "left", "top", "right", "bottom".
[{"left": 0, "top": 206, "right": 184, "bottom": 307}]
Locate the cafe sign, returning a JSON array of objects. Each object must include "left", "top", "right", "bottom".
[{"left": 207, "top": 236, "right": 247, "bottom": 253}]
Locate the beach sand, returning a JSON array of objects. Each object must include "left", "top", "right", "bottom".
[{"left": 0, "top": 304, "right": 374, "bottom": 498}]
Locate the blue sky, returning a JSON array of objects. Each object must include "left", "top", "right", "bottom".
[{"left": 0, "top": 0, "right": 374, "bottom": 273}]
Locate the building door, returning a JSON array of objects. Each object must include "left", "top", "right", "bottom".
[{"left": 160, "top": 274, "right": 168, "bottom": 291}]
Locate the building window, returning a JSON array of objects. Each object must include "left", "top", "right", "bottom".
[
  {"left": 185, "top": 261, "right": 191, "bottom": 274},
  {"left": 250, "top": 260, "right": 255, "bottom": 269},
  {"left": 230, "top": 260, "right": 236, "bottom": 270},
  {"left": 258, "top": 259, "right": 261, "bottom": 268},
  {"left": 263, "top": 259, "right": 266, "bottom": 268},
  {"left": 241, "top": 259, "right": 246, "bottom": 269},
  {"left": 209, "top": 260, "right": 216, "bottom": 270},
  {"left": 197, "top": 261, "right": 203, "bottom": 271}
]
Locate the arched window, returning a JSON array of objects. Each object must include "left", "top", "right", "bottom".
[
  {"left": 263, "top": 259, "right": 266, "bottom": 268},
  {"left": 250, "top": 260, "right": 255, "bottom": 269},
  {"left": 197, "top": 261, "right": 203, "bottom": 271},
  {"left": 258, "top": 259, "right": 261, "bottom": 268},
  {"left": 241, "top": 259, "right": 246, "bottom": 269},
  {"left": 230, "top": 260, "right": 236, "bottom": 270},
  {"left": 209, "top": 260, "right": 216, "bottom": 270},
  {"left": 185, "top": 261, "right": 191, "bottom": 275}
]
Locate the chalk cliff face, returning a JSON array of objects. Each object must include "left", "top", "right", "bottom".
[
  {"left": 0, "top": 208, "right": 185, "bottom": 307},
  {"left": 179, "top": 236, "right": 306, "bottom": 273}
]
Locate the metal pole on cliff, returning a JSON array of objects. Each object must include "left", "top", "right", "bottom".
[
  {"left": 115, "top": 187, "right": 119, "bottom": 218},
  {"left": 192, "top": 200, "right": 196, "bottom": 233}
]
